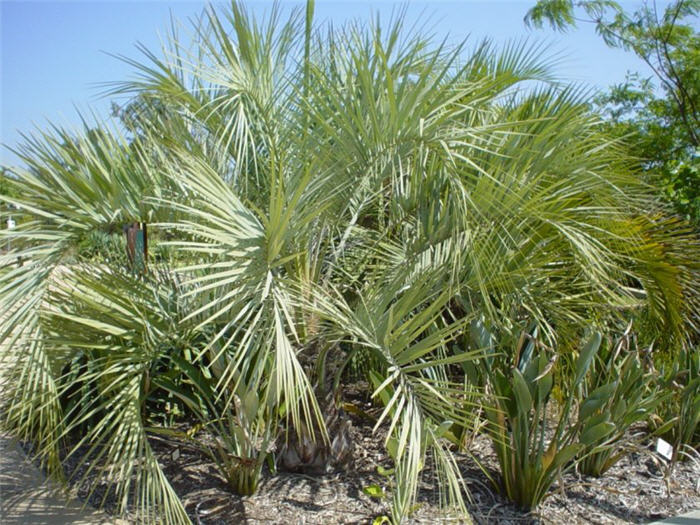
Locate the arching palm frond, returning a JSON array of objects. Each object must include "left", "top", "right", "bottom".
[{"left": 1, "top": 121, "right": 162, "bottom": 479}]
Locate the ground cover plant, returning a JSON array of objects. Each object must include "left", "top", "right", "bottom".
[{"left": 1, "top": 2, "right": 699, "bottom": 524}]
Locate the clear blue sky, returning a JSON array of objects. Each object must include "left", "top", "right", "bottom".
[{"left": 1, "top": 1, "right": 660, "bottom": 168}]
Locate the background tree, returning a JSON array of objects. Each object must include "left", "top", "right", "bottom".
[
  {"left": 1, "top": 167, "right": 19, "bottom": 208},
  {"left": 526, "top": 0, "right": 700, "bottom": 223}
]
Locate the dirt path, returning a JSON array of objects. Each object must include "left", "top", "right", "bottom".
[{"left": 0, "top": 433, "right": 126, "bottom": 525}]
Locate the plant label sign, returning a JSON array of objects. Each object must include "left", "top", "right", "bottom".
[
  {"left": 656, "top": 438, "right": 673, "bottom": 461},
  {"left": 124, "top": 222, "right": 148, "bottom": 273}
]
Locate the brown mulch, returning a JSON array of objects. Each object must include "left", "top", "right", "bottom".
[
  {"left": 151, "top": 425, "right": 698, "bottom": 525},
  {"left": 150, "top": 392, "right": 699, "bottom": 525},
  {"left": 22, "top": 384, "right": 700, "bottom": 524}
]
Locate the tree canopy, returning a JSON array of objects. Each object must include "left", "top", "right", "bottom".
[{"left": 526, "top": 0, "right": 700, "bottom": 222}]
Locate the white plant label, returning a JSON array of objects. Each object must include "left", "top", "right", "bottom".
[
  {"left": 656, "top": 438, "right": 673, "bottom": 461},
  {"left": 172, "top": 448, "right": 180, "bottom": 461}
]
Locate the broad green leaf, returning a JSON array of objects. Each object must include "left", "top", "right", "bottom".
[
  {"left": 512, "top": 368, "right": 534, "bottom": 414},
  {"left": 580, "top": 422, "right": 616, "bottom": 446},
  {"left": 574, "top": 332, "right": 602, "bottom": 386},
  {"left": 579, "top": 382, "right": 617, "bottom": 421},
  {"left": 363, "top": 484, "right": 386, "bottom": 499}
]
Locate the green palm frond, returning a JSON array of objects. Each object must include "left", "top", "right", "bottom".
[
  {"left": 41, "top": 266, "right": 192, "bottom": 523},
  {"left": 1, "top": 119, "right": 163, "bottom": 481}
]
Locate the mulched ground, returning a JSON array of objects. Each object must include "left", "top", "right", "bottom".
[
  {"left": 149, "top": 410, "right": 699, "bottom": 525},
  {"left": 25, "top": 384, "right": 700, "bottom": 524}
]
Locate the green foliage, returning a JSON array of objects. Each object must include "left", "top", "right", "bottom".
[
  {"left": 653, "top": 346, "right": 700, "bottom": 454},
  {"left": 0, "top": 167, "right": 19, "bottom": 202},
  {"left": 35, "top": 266, "right": 192, "bottom": 522},
  {"left": 363, "top": 483, "right": 387, "bottom": 499},
  {"left": 345, "top": 346, "right": 384, "bottom": 382},
  {"left": 577, "top": 325, "right": 665, "bottom": 477},
  {"left": 526, "top": 0, "right": 700, "bottom": 223},
  {"left": 2, "top": 2, "right": 700, "bottom": 524},
  {"left": 76, "top": 230, "right": 129, "bottom": 265},
  {"left": 480, "top": 327, "right": 615, "bottom": 508},
  {"left": 593, "top": 71, "right": 700, "bottom": 222},
  {"left": 156, "top": 353, "right": 273, "bottom": 495}
]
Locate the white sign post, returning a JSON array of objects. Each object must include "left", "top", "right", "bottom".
[{"left": 6, "top": 217, "right": 16, "bottom": 254}]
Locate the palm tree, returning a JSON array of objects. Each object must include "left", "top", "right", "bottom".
[{"left": 2, "top": 2, "right": 699, "bottom": 523}]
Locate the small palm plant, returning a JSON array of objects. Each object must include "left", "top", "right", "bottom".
[{"left": 156, "top": 354, "right": 272, "bottom": 495}]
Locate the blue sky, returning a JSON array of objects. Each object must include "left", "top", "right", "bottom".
[{"left": 1, "top": 1, "right": 661, "bottom": 167}]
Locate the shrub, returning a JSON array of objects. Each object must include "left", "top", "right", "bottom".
[
  {"left": 2, "top": 1, "right": 700, "bottom": 523},
  {"left": 578, "top": 326, "right": 665, "bottom": 477},
  {"left": 652, "top": 345, "right": 700, "bottom": 458},
  {"left": 481, "top": 328, "right": 616, "bottom": 508}
]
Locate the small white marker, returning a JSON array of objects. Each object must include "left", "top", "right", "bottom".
[
  {"left": 172, "top": 448, "right": 181, "bottom": 461},
  {"left": 656, "top": 438, "right": 673, "bottom": 461}
]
